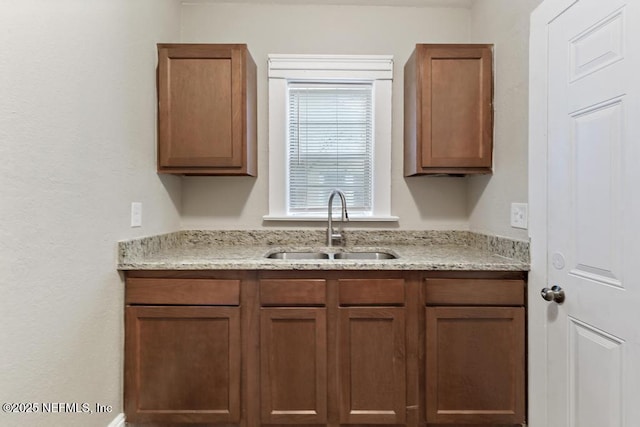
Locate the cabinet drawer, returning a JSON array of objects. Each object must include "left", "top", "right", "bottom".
[
  {"left": 424, "top": 278, "right": 524, "bottom": 306},
  {"left": 126, "top": 278, "right": 240, "bottom": 305},
  {"left": 260, "top": 279, "right": 326, "bottom": 306},
  {"left": 339, "top": 279, "right": 405, "bottom": 306}
]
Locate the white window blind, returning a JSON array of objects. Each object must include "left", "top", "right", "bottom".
[{"left": 287, "top": 82, "right": 373, "bottom": 215}]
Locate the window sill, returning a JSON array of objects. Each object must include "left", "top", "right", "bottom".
[{"left": 262, "top": 215, "right": 399, "bottom": 222}]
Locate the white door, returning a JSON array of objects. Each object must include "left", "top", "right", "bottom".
[{"left": 531, "top": 0, "right": 640, "bottom": 426}]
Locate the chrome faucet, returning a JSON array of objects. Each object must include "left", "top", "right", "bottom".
[{"left": 326, "top": 190, "right": 349, "bottom": 246}]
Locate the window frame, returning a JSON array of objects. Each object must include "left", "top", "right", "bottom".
[{"left": 264, "top": 54, "right": 397, "bottom": 222}]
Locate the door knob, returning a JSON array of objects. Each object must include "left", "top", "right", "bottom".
[{"left": 541, "top": 285, "right": 565, "bottom": 303}]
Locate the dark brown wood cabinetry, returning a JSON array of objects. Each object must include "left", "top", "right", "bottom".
[
  {"left": 404, "top": 44, "right": 493, "bottom": 175},
  {"left": 124, "top": 277, "right": 242, "bottom": 424},
  {"left": 157, "top": 44, "right": 257, "bottom": 175},
  {"left": 424, "top": 276, "right": 526, "bottom": 425},
  {"left": 259, "top": 278, "right": 328, "bottom": 424},
  {"left": 339, "top": 307, "right": 406, "bottom": 424},
  {"left": 338, "top": 278, "right": 407, "bottom": 424},
  {"left": 123, "top": 270, "right": 526, "bottom": 426},
  {"left": 260, "top": 308, "right": 328, "bottom": 424},
  {"left": 257, "top": 274, "right": 408, "bottom": 425}
]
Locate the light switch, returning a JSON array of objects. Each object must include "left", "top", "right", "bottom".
[
  {"left": 131, "top": 202, "right": 142, "bottom": 227},
  {"left": 510, "top": 203, "right": 528, "bottom": 229}
]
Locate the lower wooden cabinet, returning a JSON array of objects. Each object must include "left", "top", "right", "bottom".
[
  {"left": 426, "top": 306, "right": 525, "bottom": 424},
  {"left": 339, "top": 307, "right": 406, "bottom": 424},
  {"left": 424, "top": 276, "right": 526, "bottom": 426},
  {"left": 260, "top": 308, "right": 328, "bottom": 424},
  {"left": 258, "top": 274, "right": 408, "bottom": 426},
  {"left": 124, "top": 275, "right": 245, "bottom": 425},
  {"left": 336, "top": 276, "right": 408, "bottom": 424},
  {"left": 123, "top": 271, "right": 526, "bottom": 426},
  {"left": 125, "top": 305, "right": 241, "bottom": 424}
]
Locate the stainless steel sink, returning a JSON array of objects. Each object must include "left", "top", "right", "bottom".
[
  {"left": 266, "top": 251, "right": 330, "bottom": 260},
  {"left": 333, "top": 252, "right": 397, "bottom": 260},
  {"left": 266, "top": 250, "right": 397, "bottom": 260}
]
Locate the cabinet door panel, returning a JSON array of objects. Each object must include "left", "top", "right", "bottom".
[
  {"left": 260, "top": 308, "right": 327, "bottom": 424},
  {"left": 339, "top": 307, "right": 406, "bottom": 424},
  {"left": 421, "top": 45, "right": 492, "bottom": 169},
  {"left": 404, "top": 44, "right": 493, "bottom": 175},
  {"left": 125, "top": 306, "right": 240, "bottom": 424},
  {"left": 425, "top": 306, "right": 525, "bottom": 424},
  {"left": 169, "top": 57, "right": 234, "bottom": 164},
  {"left": 159, "top": 47, "right": 240, "bottom": 168},
  {"left": 157, "top": 44, "right": 257, "bottom": 175}
]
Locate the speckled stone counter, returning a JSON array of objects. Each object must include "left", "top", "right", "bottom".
[{"left": 118, "top": 230, "right": 529, "bottom": 271}]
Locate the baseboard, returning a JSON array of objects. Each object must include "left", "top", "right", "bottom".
[{"left": 107, "top": 413, "right": 125, "bottom": 427}]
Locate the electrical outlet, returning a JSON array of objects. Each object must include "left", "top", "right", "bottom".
[
  {"left": 510, "top": 203, "right": 528, "bottom": 229},
  {"left": 131, "top": 202, "right": 142, "bottom": 227}
]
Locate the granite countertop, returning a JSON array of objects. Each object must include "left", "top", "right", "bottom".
[{"left": 118, "top": 230, "right": 530, "bottom": 271}]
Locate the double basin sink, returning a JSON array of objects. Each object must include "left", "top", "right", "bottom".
[{"left": 266, "top": 250, "right": 397, "bottom": 260}]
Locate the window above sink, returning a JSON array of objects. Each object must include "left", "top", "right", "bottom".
[{"left": 263, "top": 54, "right": 398, "bottom": 222}]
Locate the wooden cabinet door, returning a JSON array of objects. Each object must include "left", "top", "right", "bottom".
[
  {"left": 405, "top": 44, "right": 493, "bottom": 175},
  {"left": 157, "top": 44, "right": 257, "bottom": 175},
  {"left": 339, "top": 307, "right": 406, "bottom": 424},
  {"left": 260, "top": 308, "right": 327, "bottom": 424},
  {"left": 425, "top": 306, "right": 525, "bottom": 424},
  {"left": 124, "top": 306, "right": 240, "bottom": 424}
]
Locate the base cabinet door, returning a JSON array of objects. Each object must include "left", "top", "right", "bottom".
[
  {"left": 260, "top": 308, "right": 327, "bottom": 424},
  {"left": 425, "top": 306, "right": 525, "bottom": 425},
  {"left": 339, "top": 307, "right": 406, "bottom": 424},
  {"left": 124, "top": 306, "right": 241, "bottom": 424}
]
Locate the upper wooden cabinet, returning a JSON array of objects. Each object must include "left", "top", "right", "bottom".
[
  {"left": 157, "top": 44, "right": 257, "bottom": 175},
  {"left": 404, "top": 44, "right": 493, "bottom": 175}
]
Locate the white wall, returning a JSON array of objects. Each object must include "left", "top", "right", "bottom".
[
  {"left": 468, "top": 0, "right": 543, "bottom": 240},
  {"left": 179, "top": 2, "right": 473, "bottom": 230},
  {"left": 0, "top": 1, "right": 181, "bottom": 425}
]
